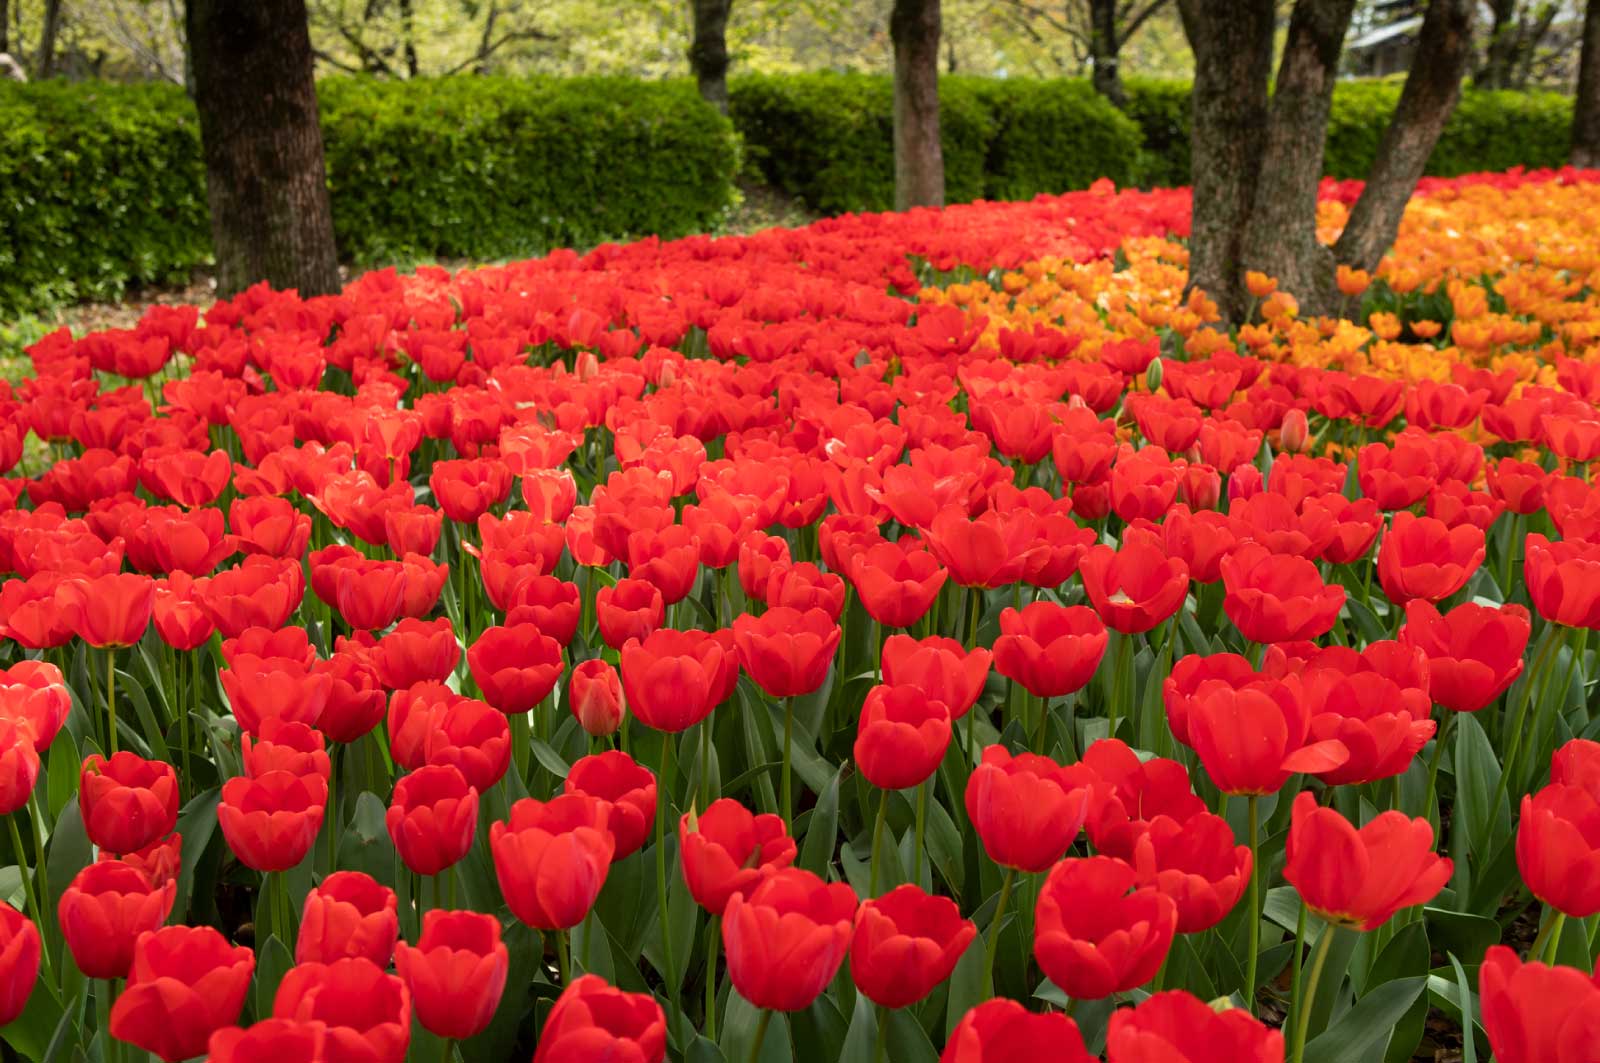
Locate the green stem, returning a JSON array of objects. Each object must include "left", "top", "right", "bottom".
[
  {"left": 704, "top": 916, "right": 720, "bottom": 1041},
  {"left": 557, "top": 929, "right": 571, "bottom": 985},
  {"left": 656, "top": 731, "right": 676, "bottom": 1001},
  {"left": 748, "top": 1008, "right": 774, "bottom": 1063},
  {"left": 1291, "top": 927, "right": 1336, "bottom": 1063},
  {"left": 26, "top": 793, "right": 50, "bottom": 924},
  {"left": 440, "top": 1037, "right": 453, "bottom": 1063},
  {"left": 980, "top": 868, "right": 1017, "bottom": 1001},
  {"left": 326, "top": 745, "right": 340, "bottom": 871},
  {"left": 870, "top": 788, "right": 889, "bottom": 896},
  {"left": 97, "top": 979, "right": 113, "bottom": 1054},
  {"left": 1494, "top": 625, "right": 1567, "bottom": 816},
  {"left": 913, "top": 781, "right": 928, "bottom": 887},
  {"left": 1245, "top": 794, "right": 1261, "bottom": 1014},
  {"left": 1423, "top": 712, "right": 1456, "bottom": 831},
  {"left": 1032, "top": 692, "right": 1050, "bottom": 754},
  {"left": 106, "top": 649, "right": 117, "bottom": 754},
  {"left": 700, "top": 718, "right": 712, "bottom": 809},
  {"left": 781, "top": 697, "right": 794, "bottom": 828},
  {"left": 8, "top": 814, "right": 51, "bottom": 984},
  {"left": 873, "top": 1005, "right": 890, "bottom": 1063},
  {"left": 1530, "top": 909, "right": 1566, "bottom": 963},
  {"left": 1287, "top": 901, "right": 1308, "bottom": 1046},
  {"left": 1108, "top": 633, "right": 1133, "bottom": 742}
]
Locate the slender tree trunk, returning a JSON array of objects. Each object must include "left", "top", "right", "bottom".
[
  {"left": 1574, "top": 0, "right": 1600, "bottom": 166},
  {"left": 1176, "top": 0, "right": 1275, "bottom": 322},
  {"left": 891, "top": 0, "right": 944, "bottom": 209},
  {"left": 1334, "top": 0, "right": 1475, "bottom": 274},
  {"left": 399, "top": 0, "right": 418, "bottom": 77},
  {"left": 1240, "top": 0, "right": 1358, "bottom": 308},
  {"left": 35, "top": 0, "right": 63, "bottom": 77},
  {"left": 689, "top": 0, "right": 732, "bottom": 114},
  {"left": 186, "top": 0, "right": 341, "bottom": 298},
  {"left": 1, "top": 0, "right": 9, "bottom": 56},
  {"left": 1089, "top": 0, "right": 1125, "bottom": 108},
  {"left": 1477, "top": 0, "right": 1519, "bottom": 89}
]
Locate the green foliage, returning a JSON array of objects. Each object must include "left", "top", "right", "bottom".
[
  {"left": 966, "top": 78, "right": 1145, "bottom": 199},
  {"left": 0, "top": 76, "right": 740, "bottom": 316}
]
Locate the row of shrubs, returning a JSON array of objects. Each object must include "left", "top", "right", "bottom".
[{"left": 0, "top": 73, "right": 1578, "bottom": 315}]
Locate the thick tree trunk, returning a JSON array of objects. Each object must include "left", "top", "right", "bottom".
[
  {"left": 1334, "top": 0, "right": 1475, "bottom": 275},
  {"left": 186, "top": 0, "right": 341, "bottom": 298},
  {"left": 891, "top": 0, "right": 944, "bottom": 209},
  {"left": 689, "top": 0, "right": 732, "bottom": 114},
  {"left": 1176, "top": 0, "right": 1275, "bottom": 322},
  {"left": 1089, "top": 0, "right": 1125, "bottom": 108},
  {"left": 1574, "top": 0, "right": 1600, "bottom": 166},
  {"left": 1239, "top": 0, "right": 1358, "bottom": 309},
  {"left": 35, "top": 0, "right": 62, "bottom": 76}
]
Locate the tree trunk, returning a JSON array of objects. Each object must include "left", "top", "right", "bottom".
[
  {"left": 689, "top": 0, "right": 732, "bottom": 114},
  {"left": 399, "top": 0, "right": 418, "bottom": 77},
  {"left": 1239, "top": 0, "right": 1358, "bottom": 308},
  {"left": 186, "top": 0, "right": 341, "bottom": 298},
  {"left": 1176, "top": 0, "right": 1275, "bottom": 322},
  {"left": 1089, "top": 0, "right": 1125, "bottom": 108},
  {"left": 1477, "top": 0, "right": 1519, "bottom": 89},
  {"left": 891, "top": 0, "right": 944, "bottom": 209},
  {"left": 1574, "top": 0, "right": 1600, "bottom": 166},
  {"left": 1334, "top": 0, "right": 1475, "bottom": 275},
  {"left": 1, "top": 0, "right": 9, "bottom": 57},
  {"left": 35, "top": 0, "right": 62, "bottom": 77}
]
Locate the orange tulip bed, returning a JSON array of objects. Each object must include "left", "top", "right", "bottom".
[{"left": 2, "top": 167, "right": 1600, "bottom": 1062}]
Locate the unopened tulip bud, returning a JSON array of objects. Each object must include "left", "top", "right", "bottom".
[
  {"left": 1280, "top": 409, "right": 1309, "bottom": 453},
  {"left": 569, "top": 658, "right": 624, "bottom": 737},
  {"left": 1145, "top": 357, "right": 1164, "bottom": 393}
]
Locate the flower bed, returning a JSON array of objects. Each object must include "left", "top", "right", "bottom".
[{"left": 1, "top": 167, "right": 1599, "bottom": 1062}]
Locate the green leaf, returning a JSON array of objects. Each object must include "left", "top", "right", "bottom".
[
  {"left": 45, "top": 730, "right": 78, "bottom": 823},
  {"left": 1454, "top": 713, "right": 1509, "bottom": 862},
  {"left": 721, "top": 991, "right": 792, "bottom": 1063},
  {"left": 943, "top": 935, "right": 986, "bottom": 1040},
  {"left": 529, "top": 737, "right": 571, "bottom": 779},
  {"left": 1, "top": 979, "right": 64, "bottom": 1062},
  {"left": 1423, "top": 907, "right": 1499, "bottom": 964},
  {"left": 1304, "top": 926, "right": 1360, "bottom": 1044},
  {"left": 1368, "top": 924, "right": 1429, "bottom": 1063},
  {"left": 885, "top": 1006, "right": 939, "bottom": 1063},
  {"left": 798, "top": 762, "right": 844, "bottom": 879},
  {"left": 253, "top": 934, "right": 293, "bottom": 1023},
  {"left": 837, "top": 988, "right": 878, "bottom": 1063},
  {"left": 44, "top": 803, "right": 91, "bottom": 921},
  {"left": 336, "top": 790, "right": 396, "bottom": 889},
  {"left": 1447, "top": 953, "right": 1478, "bottom": 1063},
  {"left": 1303, "top": 976, "right": 1427, "bottom": 1063}
]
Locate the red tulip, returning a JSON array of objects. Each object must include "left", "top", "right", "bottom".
[
  {"left": 1376, "top": 512, "right": 1485, "bottom": 605},
  {"left": 1033, "top": 856, "right": 1177, "bottom": 1000},
  {"left": 680, "top": 798, "right": 797, "bottom": 916},
  {"left": 1132, "top": 812, "right": 1251, "bottom": 932},
  {"left": 107, "top": 832, "right": 182, "bottom": 892},
  {"left": 385, "top": 764, "right": 478, "bottom": 876},
  {"left": 0, "top": 720, "right": 39, "bottom": 814},
  {"left": 0, "top": 902, "right": 39, "bottom": 1027},
  {"left": 620, "top": 628, "right": 735, "bottom": 732},
  {"left": 0, "top": 659, "right": 71, "bottom": 751},
  {"left": 1220, "top": 542, "right": 1345, "bottom": 643},
  {"left": 1401, "top": 599, "right": 1530, "bottom": 712},
  {"left": 79, "top": 751, "right": 179, "bottom": 855},
  {"left": 766, "top": 560, "right": 847, "bottom": 620},
  {"left": 532, "top": 974, "right": 667, "bottom": 1063},
  {"left": 626, "top": 524, "right": 701, "bottom": 605},
  {"left": 297, "top": 871, "right": 399, "bottom": 967},
  {"left": 924, "top": 506, "right": 1038, "bottom": 589},
  {"left": 850, "top": 883, "right": 976, "bottom": 1009},
  {"left": 1518, "top": 783, "right": 1600, "bottom": 917},
  {"left": 568, "top": 658, "right": 625, "bottom": 737},
  {"left": 491, "top": 794, "right": 615, "bottom": 930},
  {"left": 941, "top": 998, "right": 1095, "bottom": 1063},
  {"left": 394, "top": 909, "right": 509, "bottom": 1041},
  {"left": 467, "top": 623, "right": 565, "bottom": 715},
  {"left": 1183, "top": 677, "right": 1348, "bottom": 795},
  {"left": 110, "top": 925, "right": 254, "bottom": 1062},
  {"left": 386, "top": 681, "right": 456, "bottom": 771},
  {"left": 195, "top": 557, "right": 304, "bottom": 637},
  {"left": 206, "top": 1019, "right": 328, "bottom": 1063},
  {"left": 273, "top": 957, "right": 411, "bottom": 1063},
  {"left": 723, "top": 866, "right": 857, "bottom": 1011},
  {"left": 229, "top": 496, "right": 312, "bottom": 559},
  {"left": 1284, "top": 792, "right": 1451, "bottom": 930},
  {"left": 733, "top": 605, "right": 841, "bottom": 698},
  {"left": 992, "top": 601, "right": 1108, "bottom": 698},
  {"left": 56, "top": 571, "right": 155, "bottom": 646},
  {"left": 422, "top": 694, "right": 510, "bottom": 792},
  {"left": 564, "top": 750, "right": 658, "bottom": 859},
  {"left": 854, "top": 683, "right": 952, "bottom": 791},
  {"left": 849, "top": 541, "right": 948, "bottom": 628},
  {"left": 1290, "top": 645, "right": 1435, "bottom": 786},
  {"left": 1525, "top": 533, "right": 1600, "bottom": 629},
  {"left": 242, "top": 719, "right": 331, "bottom": 782},
  {"left": 1081, "top": 737, "right": 1206, "bottom": 861},
  {"left": 220, "top": 654, "right": 332, "bottom": 736},
  {"left": 965, "top": 746, "right": 1089, "bottom": 873},
  {"left": 1479, "top": 945, "right": 1600, "bottom": 1063},
  {"left": 58, "top": 860, "right": 176, "bottom": 979},
  {"left": 1356, "top": 437, "right": 1437, "bottom": 510},
  {"left": 595, "top": 578, "right": 665, "bottom": 650},
  {"left": 1105, "top": 989, "right": 1285, "bottom": 1062},
  {"left": 504, "top": 575, "right": 582, "bottom": 645},
  {"left": 429, "top": 458, "right": 511, "bottom": 524},
  {"left": 881, "top": 634, "right": 992, "bottom": 719},
  {"left": 372, "top": 617, "right": 459, "bottom": 690},
  {"left": 218, "top": 769, "right": 328, "bottom": 872},
  {"left": 1079, "top": 541, "right": 1189, "bottom": 634},
  {"left": 152, "top": 573, "right": 216, "bottom": 650}
]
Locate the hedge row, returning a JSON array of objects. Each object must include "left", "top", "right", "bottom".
[
  {"left": 0, "top": 73, "right": 1578, "bottom": 315},
  {"left": 730, "top": 73, "right": 1577, "bottom": 213},
  {"left": 0, "top": 77, "right": 739, "bottom": 315}
]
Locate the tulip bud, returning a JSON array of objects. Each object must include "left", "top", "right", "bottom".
[
  {"left": 569, "top": 658, "right": 624, "bottom": 737},
  {"left": 1144, "top": 356, "right": 1164, "bottom": 393},
  {"left": 574, "top": 350, "right": 600, "bottom": 381},
  {"left": 1279, "top": 408, "right": 1310, "bottom": 453},
  {"left": 1227, "top": 464, "right": 1264, "bottom": 504}
]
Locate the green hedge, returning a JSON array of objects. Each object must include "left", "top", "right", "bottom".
[{"left": 0, "top": 77, "right": 739, "bottom": 316}]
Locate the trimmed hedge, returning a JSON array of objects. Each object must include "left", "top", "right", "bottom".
[
  {"left": 0, "top": 77, "right": 739, "bottom": 315},
  {"left": 732, "top": 74, "right": 1577, "bottom": 212}
]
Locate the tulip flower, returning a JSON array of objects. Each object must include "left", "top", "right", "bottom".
[
  {"left": 467, "top": 623, "right": 565, "bottom": 715},
  {"left": 1131, "top": 812, "right": 1252, "bottom": 933},
  {"left": 1078, "top": 541, "right": 1189, "bottom": 634},
  {"left": 394, "top": 910, "right": 509, "bottom": 1042},
  {"left": 79, "top": 751, "right": 180, "bottom": 855},
  {"left": 206, "top": 1019, "right": 328, "bottom": 1063},
  {"left": 218, "top": 770, "right": 327, "bottom": 873},
  {"left": 241, "top": 720, "right": 331, "bottom": 782},
  {"left": 992, "top": 601, "right": 1108, "bottom": 698},
  {"left": 371, "top": 616, "right": 459, "bottom": 690},
  {"left": 723, "top": 867, "right": 857, "bottom": 1012},
  {"left": 680, "top": 798, "right": 797, "bottom": 916},
  {"left": 564, "top": 750, "right": 658, "bottom": 859},
  {"left": 1081, "top": 737, "right": 1206, "bottom": 861},
  {"left": 1525, "top": 533, "right": 1600, "bottom": 630},
  {"left": 1479, "top": 945, "right": 1600, "bottom": 1063},
  {"left": 1033, "top": 855, "right": 1177, "bottom": 1000},
  {"left": 0, "top": 720, "right": 40, "bottom": 815},
  {"left": 1284, "top": 792, "right": 1451, "bottom": 931},
  {"left": 0, "top": 659, "right": 71, "bottom": 751},
  {"left": 620, "top": 628, "right": 735, "bottom": 733},
  {"left": 422, "top": 695, "right": 511, "bottom": 793},
  {"left": 1375, "top": 512, "right": 1485, "bottom": 605},
  {"left": 849, "top": 541, "right": 948, "bottom": 628},
  {"left": 850, "top": 884, "right": 976, "bottom": 1009},
  {"left": 1105, "top": 989, "right": 1285, "bottom": 1062},
  {"left": 533, "top": 974, "right": 667, "bottom": 1063},
  {"left": 58, "top": 860, "right": 176, "bottom": 980},
  {"left": 273, "top": 957, "right": 411, "bottom": 1063},
  {"left": 385, "top": 764, "right": 478, "bottom": 877},
  {"left": 1220, "top": 542, "right": 1345, "bottom": 644},
  {"left": 1401, "top": 599, "right": 1531, "bottom": 713},
  {"left": 491, "top": 794, "right": 615, "bottom": 930},
  {"left": 1517, "top": 783, "right": 1600, "bottom": 919},
  {"left": 110, "top": 925, "right": 254, "bottom": 1062},
  {"left": 880, "top": 634, "right": 992, "bottom": 719},
  {"left": 296, "top": 871, "right": 399, "bottom": 967},
  {"left": 942, "top": 998, "right": 1096, "bottom": 1063},
  {"left": 595, "top": 578, "right": 665, "bottom": 650},
  {"left": 0, "top": 902, "right": 39, "bottom": 1027},
  {"left": 965, "top": 745, "right": 1089, "bottom": 874},
  {"left": 568, "top": 658, "right": 625, "bottom": 737}
]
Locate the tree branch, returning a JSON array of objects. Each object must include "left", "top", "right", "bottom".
[{"left": 1117, "top": 0, "right": 1173, "bottom": 48}]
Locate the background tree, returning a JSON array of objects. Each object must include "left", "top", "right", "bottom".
[
  {"left": 690, "top": 0, "right": 732, "bottom": 112},
  {"left": 891, "top": 0, "right": 942, "bottom": 208},
  {"left": 186, "top": 0, "right": 341, "bottom": 297},
  {"left": 1575, "top": 0, "right": 1600, "bottom": 162},
  {"left": 1181, "top": 0, "right": 1475, "bottom": 320},
  {"left": 34, "top": 0, "right": 60, "bottom": 74},
  {"left": 1478, "top": 0, "right": 1560, "bottom": 88},
  {"left": 993, "top": 0, "right": 1176, "bottom": 100}
]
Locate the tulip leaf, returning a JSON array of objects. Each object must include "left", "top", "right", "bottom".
[
  {"left": 1446, "top": 953, "right": 1479, "bottom": 1063},
  {"left": 43, "top": 802, "right": 90, "bottom": 921},
  {"left": 335, "top": 789, "right": 395, "bottom": 889},
  {"left": 528, "top": 737, "right": 571, "bottom": 779},
  {"left": 943, "top": 935, "right": 987, "bottom": 1039},
  {"left": 1453, "top": 713, "right": 1510, "bottom": 865},
  {"left": 886, "top": 1006, "right": 939, "bottom": 1063},
  {"left": 686, "top": 1034, "right": 730, "bottom": 1063},
  {"left": 1367, "top": 924, "right": 1429, "bottom": 1063},
  {"left": 798, "top": 762, "right": 843, "bottom": 879},
  {"left": 792, "top": 993, "right": 849, "bottom": 1062},
  {"left": 721, "top": 991, "right": 792, "bottom": 1063},
  {"left": 1303, "top": 926, "right": 1360, "bottom": 1043},
  {"left": 1302, "top": 975, "right": 1427, "bottom": 1063},
  {"left": 116, "top": 667, "right": 170, "bottom": 765},
  {"left": 46, "top": 728, "right": 79, "bottom": 822},
  {"left": 1422, "top": 907, "right": 1498, "bottom": 964},
  {"left": 923, "top": 792, "right": 964, "bottom": 902},
  {"left": 253, "top": 934, "right": 293, "bottom": 1023},
  {"left": 1, "top": 979, "right": 63, "bottom": 1063}
]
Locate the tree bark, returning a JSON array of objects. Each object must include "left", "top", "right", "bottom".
[
  {"left": 186, "top": 0, "right": 341, "bottom": 298},
  {"left": 1334, "top": 0, "right": 1475, "bottom": 275},
  {"left": 399, "top": 0, "right": 418, "bottom": 77},
  {"left": 1176, "top": 0, "right": 1275, "bottom": 322},
  {"left": 689, "top": 0, "right": 732, "bottom": 114},
  {"left": 1477, "top": 0, "right": 1519, "bottom": 89},
  {"left": 1575, "top": 0, "right": 1600, "bottom": 166},
  {"left": 1089, "top": 0, "right": 1125, "bottom": 108},
  {"left": 1239, "top": 0, "right": 1358, "bottom": 308},
  {"left": 892, "top": 0, "right": 944, "bottom": 209},
  {"left": 1, "top": 0, "right": 9, "bottom": 57},
  {"left": 35, "top": 0, "right": 62, "bottom": 77}
]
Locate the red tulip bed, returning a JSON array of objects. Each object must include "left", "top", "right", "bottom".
[{"left": 2, "top": 167, "right": 1600, "bottom": 1063}]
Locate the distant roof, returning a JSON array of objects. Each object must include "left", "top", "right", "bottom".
[{"left": 1348, "top": 15, "right": 1424, "bottom": 50}]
